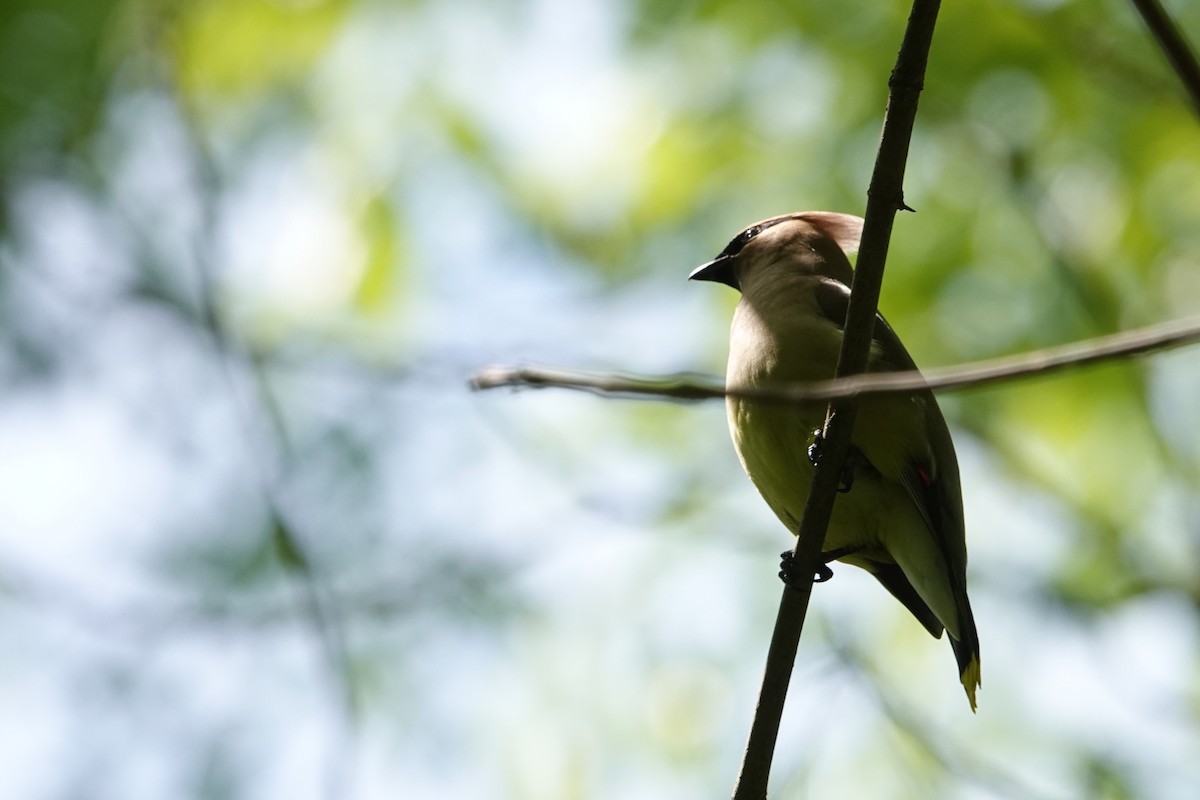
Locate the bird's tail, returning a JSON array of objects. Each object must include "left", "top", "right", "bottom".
[{"left": 950, "top": 603, "right": 981, "bottom": 712}]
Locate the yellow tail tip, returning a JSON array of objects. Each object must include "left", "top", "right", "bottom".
[{"left": 961, "top": 655, "right": 981, "bottom": 713}]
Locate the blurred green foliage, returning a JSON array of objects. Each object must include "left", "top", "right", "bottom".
[
  {"left": 2, "top": 0, "right": 1200, "bottom": 798},
  {"left": 0, "top": 0, "right": 118, "bottom": 211}
]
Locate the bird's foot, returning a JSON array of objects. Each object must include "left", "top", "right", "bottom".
[
  {"left": 779, "top": 546, "right": 864, "bottom": 589},
  {"left": 805, "top": 429, "right": 824, "bottom": 467},
  {"left": 806, "top": 429, "right": 862, "bottom": 493},
  {"left": 779, "top": 550, "right": 835, "bottom": 588}
]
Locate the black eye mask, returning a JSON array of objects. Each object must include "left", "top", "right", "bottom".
[{"left": 717, "top": 218, "right": 787, "bottom": 259}]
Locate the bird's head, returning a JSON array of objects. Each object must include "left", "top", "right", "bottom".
[{"left": 688, "top": 211, "right": 864, "bottom": 292}]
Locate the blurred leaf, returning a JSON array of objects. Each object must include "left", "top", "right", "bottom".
[
  {"left": 1052, "top": 534, "right": 1152, "bottom": 612},
  {"left": 353, "top": 193, "right": 403, "bottom": 316},
  {"left": 0, "top": 0, "right": 119, "bottom": 177},
  {"left": 170, "top": 0, "right": 353, "bottom": 99},
  {"left": 270, "top": 512, "right": 311, "bottom": 573},
  {"left": 1083, "top": 754, "right": 1137, "bottom": 800}
]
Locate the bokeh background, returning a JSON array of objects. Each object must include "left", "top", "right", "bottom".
[{"left": 3, "top": 0, "right": 1200, "bottom": 797}]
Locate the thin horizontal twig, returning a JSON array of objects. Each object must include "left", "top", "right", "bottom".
[{"left": 470, "top": 315, "right": 1200, "bottom": 403}]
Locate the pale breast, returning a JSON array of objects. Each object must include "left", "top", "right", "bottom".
[{"left": 725, "top": 291, "right": 849, "bottom": 540}]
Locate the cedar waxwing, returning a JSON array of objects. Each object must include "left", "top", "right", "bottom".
[{"left": 690, "top": 211, "right": 980, "bottom": 711}]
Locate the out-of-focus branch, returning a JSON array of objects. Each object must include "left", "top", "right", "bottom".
[
  {"left": 471, "top": 315, "right": 1200, "bottom": 404},
  {"left": 154, "top": 29, "right": 358, "bottom": 743},
  {"left": 1130, "top": 0, "right": 1200, "bottom": 118}
]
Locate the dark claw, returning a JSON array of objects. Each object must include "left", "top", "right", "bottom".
[
  {"left": 806, "top": 429, "right": 824, "bottom": 468},
  {"left": 807, "top": 429, "right": 858, "bottom": 493},
  {"left": 779, "top": 550, "right": 798, "bottom": 587},
  {"left": 779, "top": 550, "right": 836, "bottom": 588}
]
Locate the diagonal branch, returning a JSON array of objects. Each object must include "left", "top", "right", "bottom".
[
  {"left": 1129, "top": 0, "right": 1200, "bottom": 118},
  {"left": 469, "top": 315, "right": 1200, "bottom": 405},
  {"left": 731, "top": 2, "right": 942, "bottom": 798}
]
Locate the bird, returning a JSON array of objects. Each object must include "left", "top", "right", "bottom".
[{"left": 689, "top": 211, "right": 980, "bottom": 711}]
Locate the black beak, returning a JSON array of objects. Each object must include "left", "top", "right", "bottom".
[{"left": 688, "top": 254, "right": 739, "bottom": 290}]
